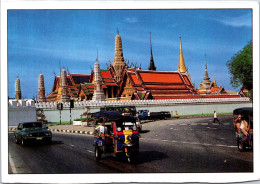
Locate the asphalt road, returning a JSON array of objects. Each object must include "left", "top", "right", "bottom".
[{"left": 8, "top": 115, "right": 253, "bottom": 174}]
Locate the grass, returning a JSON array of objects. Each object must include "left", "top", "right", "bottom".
[
  {"left": 176, "top": 112, "right": 232, "bottom": 118},
  {"left": 47, "top": 121, "right": 72, "bottom": 126}
]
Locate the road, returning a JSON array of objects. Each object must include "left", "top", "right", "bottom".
[{"left": 8, "top": 115, "right": 253, "bottom": 174}]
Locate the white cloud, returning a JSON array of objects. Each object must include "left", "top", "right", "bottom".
[
  {"left": 210, "top": 13, "right": 252, "bottom": 27},
  {"left": 124, "top": 17, "right": 138, "bottom": 23}
]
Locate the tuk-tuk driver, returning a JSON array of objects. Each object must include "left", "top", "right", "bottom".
[{"left": 235, "top": 114, "right": 242, "bottom": 133}]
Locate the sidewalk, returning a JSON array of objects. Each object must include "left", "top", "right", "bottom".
[
  {"left": 48, "top": 124, "right": 95, "bottom": 135},
  {"left": 8, "top": 125, "right": 96, "bottom": 135}
]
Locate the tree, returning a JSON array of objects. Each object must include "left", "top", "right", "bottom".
[{"left": 226, "top": 41, "right": 253, "bottom": 92}]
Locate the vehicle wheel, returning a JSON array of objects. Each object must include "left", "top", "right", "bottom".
[
  {"left": 238, "top": 140, "right": 244, "bottom": 152},
  {"left": 127, "top": 156, "right": 134, "bottom": 164},
  {"left": 15, "top": 138, "right": 19, "bottom": 144},
  {"left": 95, "top": 147, "right": 101, "bottom": 160},
  {"left": 46, "top": 138, "right": 52, "bottom": 145},
  {"left": 21, "top": 138, "right": 27, "bottom": 146}
]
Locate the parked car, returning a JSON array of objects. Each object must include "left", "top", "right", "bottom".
[
  {"left": 149, "top": 111, "right": 171, "bottom": 120},
  {"left": 14, "top": 122, "right": 52, "bottom": 146},
  {"left": 137, "top": 110, "right": 149, "bottom": 120},
  {"left": 100, "top": 106, "right": 136, "bottom": 117}
]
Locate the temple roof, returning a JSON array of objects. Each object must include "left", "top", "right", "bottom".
[{"left": 127, "top": 69, "right": 196, "bottom": 99}]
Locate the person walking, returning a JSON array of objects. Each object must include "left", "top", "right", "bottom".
[{"left": 213, "top": 110, "right": 222, "bottom": 124}]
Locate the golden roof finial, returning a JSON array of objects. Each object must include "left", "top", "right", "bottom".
[{"left": 178, "top": 37, "right": 187, "bottom": 73}]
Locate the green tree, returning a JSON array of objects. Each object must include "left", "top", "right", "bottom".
[{"left": 226, "top": 41, "right": 253, "bottom": 92}]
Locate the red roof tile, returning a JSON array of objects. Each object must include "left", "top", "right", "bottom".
[{"left": 138, "top": 71, "right": 183, "bottom": 84}]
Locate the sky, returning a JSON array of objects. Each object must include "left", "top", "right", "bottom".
[{"left": 7, "top": 9, "right": 252, "bottom": 99}]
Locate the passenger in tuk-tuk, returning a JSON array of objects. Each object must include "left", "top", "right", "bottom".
[
  {"left": 240, "top": 117, "right": 249, "bottom": 136},
  {"left": 235, "top": 114, "right": 249, "bottom": 136},
  {"left": 95, "top": 118, "right": 106, "bottom": 137}
]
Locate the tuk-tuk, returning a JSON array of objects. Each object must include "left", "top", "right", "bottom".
[
  {"left": 233, "top": 107, "right": 253, "bottom": 152},
  {"left": 93, "top": 111, "right": 140, "bottom": 163}
]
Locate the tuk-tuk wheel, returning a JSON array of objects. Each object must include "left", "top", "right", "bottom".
[
  {"left": 238, "top": 140, "right": 245, "bottom": 152},
  {"left": 127, "top": 156, "right": 135, "bottom": 164},
  {"left": 95, "top": 146, "right": 101, "bottom": 160}
]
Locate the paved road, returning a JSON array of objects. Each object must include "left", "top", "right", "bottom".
[{"left": 8, "top": 115, "right": 253, "bottom": 174}]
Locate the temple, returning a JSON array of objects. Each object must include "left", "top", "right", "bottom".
[
  {"left": 198, "top": 54, "right": 229, "bottom": 95},
  {"left": 45, "top": 31, "right": 241, "bottom": 102}
]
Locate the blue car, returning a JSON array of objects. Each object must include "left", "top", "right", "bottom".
[{"left": 14, "top": 122, "right": 52, "bottom": 146}]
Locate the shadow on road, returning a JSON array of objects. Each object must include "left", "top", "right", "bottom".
[
  {"left": 140, "top": 130, "right": 150, "bottom": 134},
  {"left": 134, "top": 151, "right": 168, "bottom": 165}
]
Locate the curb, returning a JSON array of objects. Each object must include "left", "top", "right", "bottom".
[{"left": 8, "top": 128, "right": 93, "bottom": 135}]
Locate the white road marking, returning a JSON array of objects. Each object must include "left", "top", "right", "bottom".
[
  {"left": 87, "top": 150, "right": 94, "bottom": 153},
  {"left": 8, "top": 154, "right": 17, "bottom": 174},
  {"left": 141, "top": 138, "right": 237, "bottom": 148}
]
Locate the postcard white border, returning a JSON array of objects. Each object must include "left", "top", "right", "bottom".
[{"left": 1, "top": 1, "right": 259, "bottom": 183}]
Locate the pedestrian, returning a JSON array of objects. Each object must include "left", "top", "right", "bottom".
[{"left": 213, "top": 110, "right": 222, "bottom": 124}]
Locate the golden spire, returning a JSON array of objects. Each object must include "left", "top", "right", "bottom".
[
  {"left": 112, "top": 29, "right": 126, "bottom": 81},
  {"left": 213, "top": 75, "right": 217, "bottom": 86},
  {"left": 177, "top": 37, "right": 187, "bottom": 73}
]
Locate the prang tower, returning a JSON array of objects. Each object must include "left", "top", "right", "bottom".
[
  {"left": 60, "top": 68, "right": 70, "bottom": 102},
  {"left": 92, "top": 50, "right": 105, "bottom": 101},
  {"left": 15, "top": 76, "right": 22, "bottom": 100},
  {"left": 112, "top": 30, "right": 126, "bottom": 81},
  {"left": 38, "top": 73, "right": 46, "bottom": 102}
]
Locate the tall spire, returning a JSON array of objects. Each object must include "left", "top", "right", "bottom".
[
  {"left": 203, "top": 54, "right": 210, "bottom": 82},
  {"left": 199, "top": 54, "right": 212, "bottom": 93},
  {"left": 112, "top": 29, "right": 126, "bottom": 81},
  {"left": 148, "top": 32, "right": 156, "bottom": 71},
  {"left": 92, "top": 50, "right": 105, "bottom": 101},
  {"left": 60, "top": 68, "right": 70, "bottom": 102},
  {"left": 15, "top": 76, "right": 21, "bottom": 100},
  {"left": 96, "top": 49, "right": 99, "bottom": 63},
  {"left": 213, "top": 75, "right": 218, "bottom": 87},
  {"left": 177, "top": 37, "right": 187, "bottom": 73},
  {"left": 38, "top": 73, "right": 46, "bottom": 102}
]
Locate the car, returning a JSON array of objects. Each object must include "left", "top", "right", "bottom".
[
  {"left": 137, "top": 110, "right": 149, "bottom": 120},
  {"left": 14, "top": 122, "right": 52, "bottom": 146}
]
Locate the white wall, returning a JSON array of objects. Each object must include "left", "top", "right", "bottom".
[
  {"left": 8, "top": 107, "right": 37, "bottom": 126},
  {"left": 41, "top": 103, "right": 252, "bottom": 123},
  {"left": 8, "top": 99, "right": 252, "bottom": 124}
]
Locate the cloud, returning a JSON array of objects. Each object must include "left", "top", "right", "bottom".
[
  {"left": 124, "top": 17, "right": 138, "bottom": 23},
  {"left": 210, "top": 13, "right": 252, "bottom": 27}
]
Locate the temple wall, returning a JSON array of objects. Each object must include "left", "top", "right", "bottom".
[
  {"left": 8, "top": 100, "right": 37, "bottom": 126},
  {"left": 8, "top": 98, "right": 252, "bottom": 124}
]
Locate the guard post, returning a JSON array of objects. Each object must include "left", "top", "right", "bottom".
[
  {"left": 57, "top": 103, "right": 63, "bottom": 125},
  {"left": 70, "top": 100, "right": 74, "bottom": 124}
]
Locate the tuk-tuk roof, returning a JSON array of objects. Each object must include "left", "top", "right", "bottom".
[
  {"left": 233, "top": 107, "right": 253, "bottom": 117},
  {"left": 94, "top": 111, "right": 135, "bottom": 122}
]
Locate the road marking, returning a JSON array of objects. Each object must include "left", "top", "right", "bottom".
[
  {"left": 8, "top": 154, "right": 17, "bottom": 174},
  {"left": 87, "top": 150, "right": 94, "bottom": 153},
  {"left": 141, "top": 138, "right": 237, "bottom": 148}
]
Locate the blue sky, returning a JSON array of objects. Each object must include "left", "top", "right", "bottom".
[{"left": 8, "top": 9, "right": 252, "bottom": 99}]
